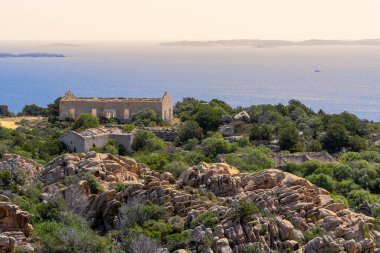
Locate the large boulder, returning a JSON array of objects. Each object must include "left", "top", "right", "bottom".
[
  {"left": 180, "top": 163, "right": 240, "bottom": 196},
  {"left": 233, "top": 111, "right": 250, "bottom": 123},
  {"left": 218, "top": 125, "right": 235, "bottom": 137}
]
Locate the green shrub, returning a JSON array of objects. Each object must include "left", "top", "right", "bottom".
[
  {"left": 72, "top": 114, "right": 99, "bottom": 131},
  {"left": 165, "top": 231, "right": 190, "bottom": 251},
  {"left": 121, "top": 124, "right": 135, "bottom": 132},
  {"left": 194, "top": 104, "right": 224, "bottom": 131},
  {"left": 224, "top": 149, "right": 274, "bottom": 172},
  {"left": 331, "top": 193, "right": 349, "bottom": 206},
  {"left": 238, "top": 199, "right": 261, "bottom": 222},
  {"left": 201, "top": 135, "right": 234, "bottom": 158},
  {"left": 242, "top": 245, "right": 263, "bottom": 253},
  {"left": 130, "top": 109, "right": 164, "bottom": 127},
  {"left": 119, "top": 203, "right": 167, "bottom": 228},
  {"left": 306, "top": 174, "right": 336, "bottom": 192},
  {"left": 190, "top": 211, "right": 218, "bottom": 229},
  {"left": 134, "top": 152, "right": 169, "bottom": 171},
  {"left": 132, "top": 130, "right": 165, "bottom": 152},
  {"left": 0, "top": 169, "right": 27, "bottom": 193},
  {"left": 163, "top": 161, "right": 189, "bottom": 178},
  {"left": 303, "top": 227, "right": 326, "bottom": 243},
  {"left": 33, "top": 212, "right": 112, "bottom": 253},
  {"left": 81, "top": 173, "right": 105, "bottom": 194},
  {"left": 178, "top": 120, "right": 203, "bottom": 143},
  {"left": 250, "top": 124, "right": 275, "bottom": 141},
  {"left": 132, "top": 219, "right": 172, "bottom": 241},
  {"left": 278, "top": 125, "right": 301, "bottom": 152}
]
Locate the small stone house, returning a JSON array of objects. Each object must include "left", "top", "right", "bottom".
[
  {"left": 60, "top": 127, "right": 134, "bottom": 153},
  {"left": 59, "top": 91, "right": 173, "bottom": 123}
]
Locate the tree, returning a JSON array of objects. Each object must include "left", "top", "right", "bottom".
[
  {"left": 20, "top": 104, "right": 48, "bottom": 116},
  {"left": 177, "top": 120, "right": 203, "bottom": 143},
  {"left": 194, "top": 104, "right": 224, "bottom": 131},
  {"left": 348, "top": 136, "right": 368, "bottom": 152},
  {"left": 323, "top": 123, "right": 349, "bottom": 153},
  {"left": 47, "top": 97, "right": 61, "bottom": 122},
  {"left": 250, "top": 124, "right": 274, "bottom": 141},
  {"left": 306, "top": 174, "right": 336, "bottom": 192},
  {"left": 72, "top": 114, "right": 100, "bottom": 131},
  {"left": 132, "top": 130, "right": 164, "bottom": 152},
  {"left": 278, "top": 125, "right": 300, "bottom": 152},
  {"left": 131, "top": 109, "right": 163, "bottom": 127}
]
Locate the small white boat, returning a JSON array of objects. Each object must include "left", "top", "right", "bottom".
[{"left": 315, "top": 65, "right": 321, "bottom": 73}]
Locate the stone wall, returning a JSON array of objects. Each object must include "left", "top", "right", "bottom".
[{"left": 269, "top": 151, "right": 335, "bottom": 167}]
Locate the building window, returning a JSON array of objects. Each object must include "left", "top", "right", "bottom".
[
  {"left": 169, "top": 108, "right": 172, "bottom": 120},
  {"left": 93, "top": 143, "right": 96, "bottom": 148},
  {"left": 69, "top": 108, "right": 75, "bottom": 119},
  {"left": 124, "top": 109, "right": 130, "bottom": 120},
  {"left": 164, "top": 110, "right": 167, "bottom": 120},
  {"left": 104, "top": 109, "right": 116, "bottom": 119}
]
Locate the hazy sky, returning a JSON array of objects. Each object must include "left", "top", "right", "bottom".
[{"left": 1, "top": 0, "right": 380, "bottom": 41}]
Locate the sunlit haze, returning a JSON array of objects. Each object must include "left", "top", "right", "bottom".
[{"left": 1, "top": 0, "right": 380, "bottom": 41}]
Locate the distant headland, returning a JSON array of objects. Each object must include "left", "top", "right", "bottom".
[
  {"left": 0, "top": 53, "right": 65, "bottom": 58},
  {"left": 161, "top": 38, "right": 380, "bottom": 48}
]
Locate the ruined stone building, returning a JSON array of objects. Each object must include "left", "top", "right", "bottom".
[
  {"left": 269, "top": 151, "right": 335, "bottom": 168},
  {"left": 59, "top": 91, "right": 173, "bottom": 123},
  {"left": 60, "top": 127, "right": 134, "bottom": 153}
]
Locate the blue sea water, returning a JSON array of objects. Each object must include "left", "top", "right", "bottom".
[{"left": 0, "top": 42, "right": 379, "bottom": 121}]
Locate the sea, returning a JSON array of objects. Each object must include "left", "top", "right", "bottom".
[{"left": 0, "top": 42, "right": 379, "bottom": 121}]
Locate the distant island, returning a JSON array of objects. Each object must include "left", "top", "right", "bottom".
[
  {"left": 0, "top": 53, "right": 65, "bottom": 58},
  {"left": 161, "top": 38, "right": 380, "bottom": 47}
]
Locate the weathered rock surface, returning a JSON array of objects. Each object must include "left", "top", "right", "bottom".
[
  {"left": 233, "top": 111, "right": 250, "bottom": 123},
  {"left": 0, "top": 195, "right": 34, "bottom": 252},
  {"left": 40, "top": 152, "right": 140, "bottom": 186},
  {"left": 0, "top": 154, "right": 42, "bottom": 183},
  {"left": 218, "top": 125, "right": 235, "bottom": 137},
  {"left": 19, "top": 153, "right": 380, "bottom": 252}
]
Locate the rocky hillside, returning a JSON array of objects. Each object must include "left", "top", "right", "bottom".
[{"left": 1, "top": 152, "right": 380, "bottom": 252}]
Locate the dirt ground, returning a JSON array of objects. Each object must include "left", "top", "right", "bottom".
[{"left": 0, "top": 117, "right": 45, "bottom": 129}]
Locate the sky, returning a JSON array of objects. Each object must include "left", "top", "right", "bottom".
[{"left": 1, "top": 0, "right": 380, "bottom": 41}]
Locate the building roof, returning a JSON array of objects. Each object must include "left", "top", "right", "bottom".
[
  {"left": 61, "top": 91, "right": 166, "bottom": 102},
  {"left": 65, "top": 127, "right": 131, "bottom": 139}
]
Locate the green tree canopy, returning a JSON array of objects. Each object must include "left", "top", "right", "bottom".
[{"left": 72, "top": 114, "right": 100, "bottom": 131}]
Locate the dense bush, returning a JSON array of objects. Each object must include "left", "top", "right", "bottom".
[
  {"left": 163, "top": 161, "right": 189, "bottom": 178},
  {"left": 33, "top": 212, "right": 114, "bottom": 253},
  {"left": 132, "top": 130, "right": 165, "bottom": 152},
  {"left": 224, "top": 148, "right": 274, "bottom": 172},
  {"left": 177, "top": 120, "right": 203, "bottom": 143},
  {"left": 72, "top": 113, "right": 100, "bottom": 131},
  {"left": 130, "top": 109, "right": 164, "bottom": 127},
  {"left": 190, "top": 211, "right": 218, "bottom": 229},
  {"left": 20, "top": 104, "right": 48, "bottom": 117},
  {"left": 278, "top": 125, "right": 301, "bottom": 152}
]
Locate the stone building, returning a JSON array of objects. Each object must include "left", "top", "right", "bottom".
[
  {"left": 0, "top": 105, "right": 12, "bottom": 117},
  {"left": 60, "top": 127, "right": 134, "bottom": 153},
  {"left": 59, "top": 91, "right": 173, "bottom": 123},
  {"left": 269, "top": 151, "right": 335, "bottom": 168}
]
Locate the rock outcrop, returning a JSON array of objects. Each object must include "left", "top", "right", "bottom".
[
  {"left": 40, "top": 152, "right": 140, "bottom": 186},
  {"left": 19, "top": 152, "right": 380, "bottom": 252},
  {"left": 0, "top": 154, "right": 42, "bottom": 183},
  {"left": 0, "top": 195, "right": 33, "bottom": 253}
]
